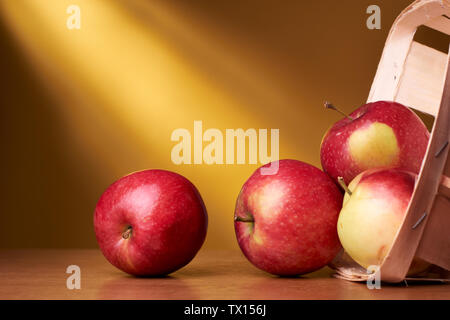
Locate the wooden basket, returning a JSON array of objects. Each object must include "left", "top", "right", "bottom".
[{"left": 331, "top": 0, "right": 450, "bottom": 283}]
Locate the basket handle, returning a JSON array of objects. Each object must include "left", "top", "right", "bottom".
[
  {"left": 368, "top": 0, "right": 450, "bottom": 110},
  {"left": 378, "top": 44, "right": 450, "bottom": 283}
]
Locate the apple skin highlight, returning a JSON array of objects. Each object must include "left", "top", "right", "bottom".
[
  {"left": 320, "top": 101, "right": 430, "bottom": 185},
  {"left": 94, "top": 170, "right": 208, "bottom": 276},
  {"left": 234, "top": 159, "right": 343, "bottom": 276}
]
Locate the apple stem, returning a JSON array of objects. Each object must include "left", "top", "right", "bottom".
[
  {"left": 324, "top": 102, "right": 354, "bottom": 121},
  {"left": 234, "top": 216, "right": 254, "bottom": 223},
  {"left": 338, "top": 177, "right": 353, "bottom": 196},
  {"left": 122, "top": 227, "right": 132, "bottom": 239}
]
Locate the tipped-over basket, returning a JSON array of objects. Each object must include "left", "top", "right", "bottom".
[{"left": 331, "top": 0, "right": 450, "bottom": 283}]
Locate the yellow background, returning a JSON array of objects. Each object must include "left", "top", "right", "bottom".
[{"left": 0, "top": 0, "right": 443, "bottom": 249}]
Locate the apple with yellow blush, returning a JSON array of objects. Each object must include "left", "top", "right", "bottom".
[
  {"left": 320, "top": 101, "right": 429, "bottom": 185},
  {"left": 337, "top": 168, "right": 429, "bottom": 275}
]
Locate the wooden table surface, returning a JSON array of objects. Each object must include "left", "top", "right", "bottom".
[{"left": 0, "top": 249, "right": 449, "bottom": 300}]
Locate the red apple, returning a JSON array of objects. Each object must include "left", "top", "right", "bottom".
[
  {"left": 337, "top": 168, "right": 429, "bottom": 275},
  {"left": 234, "top": 159, "right": 343, "bottom": 276},
  {"left": 94, "top": 169, "right": 208, "bottom": 276},
  {"left": 320, "top": 101, "right": 429, "bottom": 185}
]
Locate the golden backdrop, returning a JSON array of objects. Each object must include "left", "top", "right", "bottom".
[{"left": 0, "top": 0, "right": 444, "bottom": 249}]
